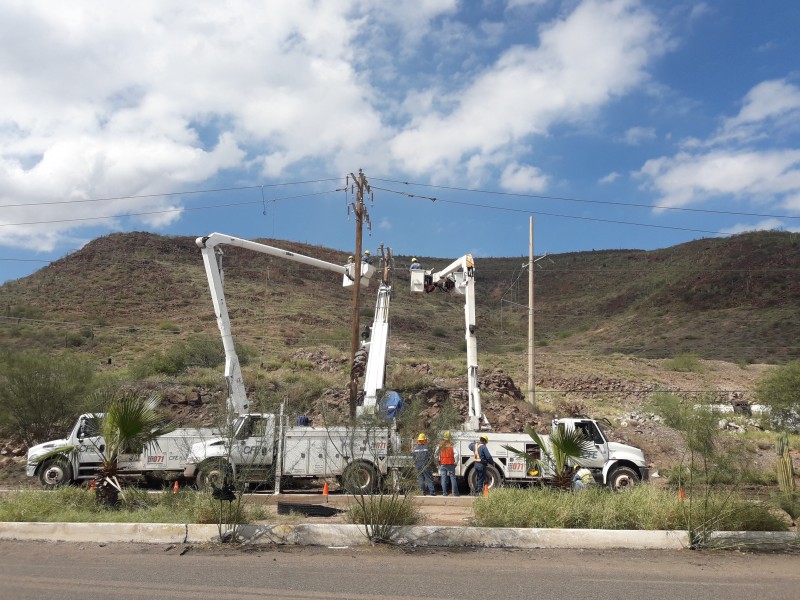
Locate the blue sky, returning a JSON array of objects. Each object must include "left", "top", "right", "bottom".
[{"left": 1, "top": 0, "right": 799, "bottom": 283}]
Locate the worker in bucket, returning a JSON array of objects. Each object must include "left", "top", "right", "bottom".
[
  {"left": 413, "top": 433, "right": 436, "bottom": 496},
  {"left": 409, "top": 257, "right": 423, "bottom": 270},
  {"left": 436, "top": 431, "right": 460, "bottom": 497},
  {"left": 362, "top": 249, "right": 372, "bottom": 264},
  {"left": 473, "top": 435, "right": 492, "bottom": 495}
]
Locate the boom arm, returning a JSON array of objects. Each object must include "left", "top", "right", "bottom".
[
  {"left": 361, "top": 282, "right": 391, "bottom": 412},
  {"left": 196, "top": 233, "right": 353, "bottom": 415},
  {"left": 411, "top": 254, "right": 488, "bottom": 431}
]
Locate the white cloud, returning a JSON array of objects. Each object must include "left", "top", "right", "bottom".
[
  {"left": 389, "top": 0, "right": 666, "bottom": 177},
  {"left": 0, "top": 1, "right": 401, "bottom": 251},
  {"left": 599, "top": 171, "right": 620, "bottom": 184},
  {"left": 714, "top": 79, "right": 800, "bottom": 144},
  {"left": 507, "top": 0, "right": 550, "bottom": 7},
  {"left": 500, "top": 163, "right": 549, "bottom": 192},
  {"left": 722, "top": 218, "right": 800, "bottom": 235},
  {"left": 622, "top": 126, "right": 656, "bottom": 145},
  {"left": 378, "top": 217, "right": 392, "bottom": 230},
  {"left": 640, "top": 149, "right": 800, "bottom": 209},
  {"left": 637, "top": 79, "right": 800, "bottom": 214}
]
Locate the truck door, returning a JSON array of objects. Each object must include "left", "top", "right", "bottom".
[
  {"left": 231, "top": 416, "right": 273, "bottom": 467},
  {"left": 574, "top": 420, "right": 608, "bottom": 468},
  {"left": 75, "top": 416, "right": 104, "bottom": 471}
]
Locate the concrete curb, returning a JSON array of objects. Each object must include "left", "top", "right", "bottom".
[
  {"left": 0, "top": 521, "right": 692, "bottom": 548},
  {"left": 2, "top": 522, "right": 795, "bottom": 549}
]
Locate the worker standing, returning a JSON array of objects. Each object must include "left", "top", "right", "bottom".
[
  {"left": 410, "top": 257, "right": 423, "bottom": 270},
  {"left": 473, "top": 435, "right": 492, "bottom": 495},
  {"left": 413, "top": 433, "right": 436, "bottom": 496},
  {"left": 437, "top": 431, "right": 460, "bottom": 497}
]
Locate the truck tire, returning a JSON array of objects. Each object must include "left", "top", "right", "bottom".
[
  {"left": 607, "top": 466, "right": 640, "bottom": 491},
  {"left": 467, "top": 464, "right": 502, "bottom": 494},
  {"left": 39, "top": 457, "right": 73, "bottom": 489},
  {"left": 195, "top": 459, "right": 233, "bottom": 491},
  {"left": 341, "top": 461, "right": 379, "bottom": 494}
]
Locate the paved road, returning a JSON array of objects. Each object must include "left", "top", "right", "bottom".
[{"left": 1, "top": 540, "right": 798, "bottom": 600}]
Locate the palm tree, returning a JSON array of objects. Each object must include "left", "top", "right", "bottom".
[
  {"left": 35, "top": 390, "right": 175, "bottom": 507},
  {"left": 507, "top": 424, "right": 595, "bottom": 489}
]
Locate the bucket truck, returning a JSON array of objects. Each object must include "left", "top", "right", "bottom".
[
  {"left": 411, "top": 255, "right": 649, "bottom": 492},
  {"left": 184, "top": 233, "right": 401, "bottom": 492}
]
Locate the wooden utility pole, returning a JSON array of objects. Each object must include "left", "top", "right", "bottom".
[
  {"left": 348, "top": 170, "right": 369, "bottom": 419},
  {"left": 527, "top": 216, "right": 536, "bottom": 408}
]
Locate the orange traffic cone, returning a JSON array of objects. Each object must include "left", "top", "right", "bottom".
[
  {"left": 483, "top": 484, "right": 489, "bottom": 497},
  {"left": 322, "top": 481, "right": 329, "bottom": 502},
  {"left": 173, "top": 480, "right": 180, "bottom": 494},
  {"left": 89, "top": 479, "right": 95, "bottom": 492},
  {"left": 678, "top": 486, "right": 685, "bottom": 501}
]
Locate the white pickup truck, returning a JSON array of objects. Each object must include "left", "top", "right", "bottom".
[{"left": 26, "top": 414, "right": 217, "bottom": 488}]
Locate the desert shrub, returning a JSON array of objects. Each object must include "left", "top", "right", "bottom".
[
  {"left": 756, "top": 361, "right": 800, "bottom": 432},
  {"left": 157, "top": 321, "right": 180, "bottom": 333},
  {"left": 0, "top": 350, "right": 96, "bottom": 445},
  {"left": 346, "top": 492, "right": 423, "bottom": 538},
  {"left": 665, "top": 353, "right": 704, "bottom": 372},
  {"left": 472, "top": 486, "right": 787, "bottom": 532},
  {"left": 0, "top": 487, "right": 268, "bottom": 524},
  {"left": 387, "top": 365, "right": 433, "bottom": 393}
]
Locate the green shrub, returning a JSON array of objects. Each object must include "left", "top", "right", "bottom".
[
  {"left": 0, "top": 350, "right": 95, "bottom": 445},
  {"left": 0, "top": 487, "right": 268, "bottom": 524},
  {"left": 157, "top": 321, "right": 181, "bottom": 333},
  {"left": 346, "top": 494, "right": 421, "bottom": 526},
  {"left": 665, "top": 353, "right": 704, "bottom": 372},
  {"left": 756, "top": 361, "right": 800, "bottom": 432},
  {"left": 472, "top": 486, "right": 787, "bottom": 532}
]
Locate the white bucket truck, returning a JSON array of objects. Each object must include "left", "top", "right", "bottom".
[{"left": 26, "top": 414, "right": 217, "bottom": 488}]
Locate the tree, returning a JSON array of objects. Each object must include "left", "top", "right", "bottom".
[
  {"left": 0, "top": 350, "right": 95, "bottom": 446},
  {"left": 757, "top": 362, "right": 800, "bottom": 432},
  {"left": 507, "top": 424, "right": 595, "bottom": 489},
  {"left": 35, "top": 390, "right": 175, "bottom": 507}
]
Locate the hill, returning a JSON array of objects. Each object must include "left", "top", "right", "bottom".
[{"left": 1, "top": 230, "right": 798, "bottom": 483}]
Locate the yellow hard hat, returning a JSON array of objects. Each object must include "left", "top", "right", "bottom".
[
  {"left": 479, "top": 435, "right": 488, "bottom": 443},
  {"left": 417, "top": 433, "right": 427, "bottom": 441},
  {"left": 411, "top": 257, "right": 418, "bottom": 262},
  {"left": 442, "top": 431, "right": 451, "bottom": 440},
  {"left": 364, "top": 250, "right": 371, "bottom": 255},
  {"left": 348, "top": 255, "right": 353, "bottom": 260}
]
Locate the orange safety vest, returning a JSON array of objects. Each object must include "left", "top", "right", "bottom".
[{"left": 439, "top": 441, "right": 455, "bottom": 465}]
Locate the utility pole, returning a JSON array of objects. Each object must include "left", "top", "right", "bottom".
[
  {"left": 348, "top": 170, "right": 369, "bottom": 420},
  {"left": 527, "top": 216, "right": 536, "bottom": 408}
]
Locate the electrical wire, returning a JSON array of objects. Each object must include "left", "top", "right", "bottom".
[
  {"left": 369, "top": 177, "right": 800, "bottom": 221},
  {"left": 0, "top": 189, "right": 343, "bottom": 228},
  {"left": 0, "top": 178, "right": 343, "bottom": 209}
]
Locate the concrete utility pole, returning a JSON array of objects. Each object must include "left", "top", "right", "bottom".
[
  {"left": 527, "top": 216, "right": 536, "bottom": 408},
  {"left": 348, "top": 170, "right": 369, "bottom": 420}
]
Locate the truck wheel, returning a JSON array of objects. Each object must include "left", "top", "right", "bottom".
[
  {"left": 39, "top": 458, "right": 73, "bottom": 489},
  {"left": 467, "top": 464, "right": 503, "bottom": 494},
  {"left": 341, "top": 462, "right": 378, "bottom": 494},
  {"left": 196, "top": 460, "right": 233, "bottom": 491},
  {"left": 607, "top": 466, "right": 640, "bottom": 492}
]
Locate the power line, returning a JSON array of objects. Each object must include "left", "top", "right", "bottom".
[
  {"left": 374, "top": 185, "right": 730, "bottom": 235},
  {"left": 0, "top": 189, "right": 342, "bottom": 228},
  {"left": 0, "top": 178, "right": 342, "bottom": 210},
  {"left": 370, "top": 177, "right": 800, "bottom": 221}
]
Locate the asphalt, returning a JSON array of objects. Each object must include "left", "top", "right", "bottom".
[{"left": 1, "top": 493, "right": 797, "bottom": 549}]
